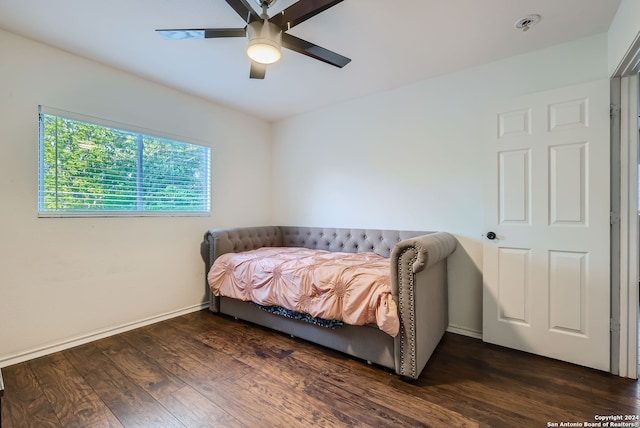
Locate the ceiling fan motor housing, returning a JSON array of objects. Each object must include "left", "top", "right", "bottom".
[{"left": 253, "top": 0, "right": 277, "bottom": 7}]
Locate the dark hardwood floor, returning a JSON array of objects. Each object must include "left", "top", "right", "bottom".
[{"left": 1, "top": 310, "right": 638, "bottom": 427}]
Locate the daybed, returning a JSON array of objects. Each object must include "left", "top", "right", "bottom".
[{"left": 200, "top": 226, "right": 457, "bottom": 379}]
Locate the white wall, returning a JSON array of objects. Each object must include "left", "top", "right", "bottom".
[
  {"left": 0, "top": 29, "right": 273, "bottom": 366},
  {"left": 0, "top": 28, "right": 615, "bottom": 365},
  {"left": 608, "top": 0, "right": 640, "bottom": 76},
  {"left": 272, "top": 34, "right": 609, "bottom": 336}
]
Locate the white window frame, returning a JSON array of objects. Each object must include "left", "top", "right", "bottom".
[{"left": 38, "top": 106, "right": 212, "bottom": 218}]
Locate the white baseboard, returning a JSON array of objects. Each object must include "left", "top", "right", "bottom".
[
  {"left": 0, "top": 302, "right": 209, "bottom": 368},
  {"left": 447, "top": 324, "right": 483, "bottom": 340}
]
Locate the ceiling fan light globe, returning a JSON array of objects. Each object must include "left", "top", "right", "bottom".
[
  {"left": 247, "top": 20, "right": 282, "bottom": 65},
  {"left": 247, "top": 42, "right": 281, "bottom": 64}
]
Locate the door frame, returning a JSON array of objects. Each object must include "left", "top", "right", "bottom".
[{"left": 612, "top": 33, "right": 640, "bottom": 378}]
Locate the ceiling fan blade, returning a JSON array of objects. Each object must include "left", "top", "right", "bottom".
[
  {"left": 225, "top": 0, "right": 260, "bottom": 23},
  {"left": 250, "top": 61, "right": 267, "bottom": 79},
  {"left": 156, "top": 28, "right": 246, "bottom": 40},
  {"left": 270, "top": 0, "right": 344, "bottom": 30},
  {"left": 281, "top": 33, "right": 350, "bottom": 68}
]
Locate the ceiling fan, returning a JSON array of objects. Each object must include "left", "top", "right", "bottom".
[{"left": 156, "top": 0, "right": 351, "bottom": 79}]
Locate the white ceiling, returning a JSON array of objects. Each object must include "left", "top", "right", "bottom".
[{"left": 0, "top": 0, "right": 621, "bottom": 122}]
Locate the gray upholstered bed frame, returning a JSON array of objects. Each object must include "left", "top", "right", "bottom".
[{"left": 200, "top": 226, "right": 457, "bottom": 379}]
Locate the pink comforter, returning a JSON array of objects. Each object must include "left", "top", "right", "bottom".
[{"left": 207, "top": 247, "right": 399, "bottom": 337}]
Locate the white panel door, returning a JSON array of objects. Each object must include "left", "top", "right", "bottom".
[{"left": 483, "top": 80, "right": 610, "bottom": 371}]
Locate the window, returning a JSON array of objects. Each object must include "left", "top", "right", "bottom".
[{"left": 38, "top": 107, "right": 211, "bottom": 217}]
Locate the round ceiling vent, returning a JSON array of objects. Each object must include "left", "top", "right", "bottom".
[{"left": 514, "top": 14, "right": 541, "bottom": 32}]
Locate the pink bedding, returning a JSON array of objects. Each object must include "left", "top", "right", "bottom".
[{"left": 207, "top": 247, "right": 399, "bottom": 337}]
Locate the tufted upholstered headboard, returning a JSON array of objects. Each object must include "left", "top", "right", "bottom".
[
  {"left": 279, "top": 226, "right": 429, "bottom": 258},
  {"left": 201, "top": 226, "right": 431, "bottom": 271}
]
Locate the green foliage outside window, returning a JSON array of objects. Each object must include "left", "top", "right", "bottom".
[{"left": 38, "top": 111, "right": 211, "bottom": 215}]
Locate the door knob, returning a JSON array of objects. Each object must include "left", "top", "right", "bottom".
[{"left": 486, "top": 231, "right": 497, "bottom": 240}]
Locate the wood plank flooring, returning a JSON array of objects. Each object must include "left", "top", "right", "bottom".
[{"left": 1, "top": 310, "right": 638, "bottom": 427}]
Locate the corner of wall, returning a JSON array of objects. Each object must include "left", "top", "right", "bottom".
[{"left": 608, "top": 0, "right": 640, "bottom": 76}]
